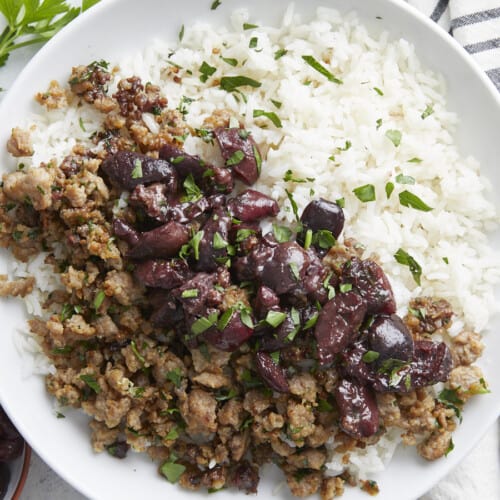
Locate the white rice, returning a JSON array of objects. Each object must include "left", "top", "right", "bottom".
[{"left": 10, "top": 5, "right": 500, "bottom": 482}]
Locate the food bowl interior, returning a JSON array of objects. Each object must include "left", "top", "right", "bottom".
[{"left": 0, "top": 1, "right": 498, "bottom": 499}]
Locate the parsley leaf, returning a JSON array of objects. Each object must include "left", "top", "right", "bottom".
[
  {"left": 395, "top": 173, "right": 415, "bottom": 185},
  {"left": 399, "top": 190, "right": 433, "bottom": 211},
  {"left": 253, "top": 109, "right": 282, "bottom": 128},
  {"left": 274, "top": 48, "right": 288, "bottom": 59},
  {"left": 161, "top": 459, "right": 186, "bottom": 483},
  {"left": 219, "top": 76, "right": 262, "bottom": 92},
  {"left": 0, "top": 0, "right": 85, "bottom": 68},
  {"left": 394, "top": 248, "right": 422, "bottom": 285},
  {"left": 353, "top": 184, "right": 376, "bottom": 202},
  {"left": 385, "top": 129, "right": 402, "bottom": 147},
  {"left": 131, "top": 158, "right": 143, "bottom": 179},
  {"left": 210, "top": 0, "right": 221, "bottom": 10},
  {"left": 302, "top": 55, "right": 343, "bottom": 84},
  {"left": 80, "top": 374, "right": 101, "bottom": 394},
  {"left": 199, "top": 61, "right": 216, "bottom": 83},
  {"left": 421, "top": 104, "right": 434, "bottom": 119},
  {"left": 226, "top": 150, "right": 245, "bottom": 166}
]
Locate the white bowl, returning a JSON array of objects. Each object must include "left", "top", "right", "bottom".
[{"left": 0, "top": 1, "right": 498, "bottom": 499}]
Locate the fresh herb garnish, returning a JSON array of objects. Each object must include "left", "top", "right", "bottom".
[
  {"left": 190, "top": 230, "right": 204, "bottom": 260},
  {"left": 160, "top": 455, "right": 186, "bottom": 484},
  {"left": 385, "top": 129, "right": 402, "bottom": 147},
  {"left": 221, "top": 56, "right": 237, "bottom": 67},
  {"left": 395, "top": 173, "right": 415, "bottom": 185},
  {"left": 445, "top": 438, "right": 454, "bottom": 457},
  {"left": 181, "top": 289, "right": 199, "bottom": 299},
  {"left": 176, "top": 95, "right": 194, "bottom": 116},
  {"left": 373, "top": 87, "right": 384, "bottom": 95},
  {"left": 385, "top": 182, "right": 395, "bottom": 199},
  {"left": 314, "top": 229, "right": 336, "bottom": 249},
  {"left": 212, "top": 232, "right": 228, "bottom": 250},
  {"left": 219, "top": 76, "right": 262, "bottom": 92},
  {"left": 336, "top": 197, "right": 345, "bottom": 208},
  {"left": 302, "top": 55, "right": 343, "bottom": 84},
  {"left": 421, "top": 104, "right": 434, "bottom": 119},
  {"left": 408, "top": 157, "right": 423, "bottom": 163},
  {"left": 399, "top": 190, "right": 433, "bottom": 212},
  {"left": 93, "top": 290, "right": 105, "bottom": 310},
  {"left": 253, "top": 145, "right": 262, "bottom": 174},
  {"left": 271, "top": 99, "right": 282, "bottom": 109},
  {"left": 226, "top": 150, "right": 245, "bottom": 166},
  {"left": 235, "top": 228, "right": 255, "bottom": 243},
  {"left": 317, "top": 399, "right": 333, "bottom": 412},
  {"left": 272, "top": 224, "right": 292, "bottom": 243},
  {"left": 210, "top": 0, "right": 221, "bottom": 10},
  {"left": 191, "top": 312, "right": 219, "bottom": 335},
  {"left": 199, "top": 61, "right": 217, "bottom": 83},
  {"left": 166, "top": 368, "right": 183, "bottom": 388},
  {"left": 178, "top": 24, "right": 185, "bottom": 42},
  {"left": 265, "top": 310, "right": 287, "bottom": 328},
  {"left": 438, "top": 388, "right": 463, "bottom": 419},
  {"left": 443, "top": 257, "right": 449, "bottom": 264},
  {"left": 131, "top": 158, "right": 143, "bottom": 179},
  {"left": 249, "top": 36, "right": 258, "bottom": 49},
  {"left": 285, "top": 189, "right": 300, "bottom": 221},
  {"left": 243, "top": 22, "right": 258, "bottom": 30},
  {"left": 283, "top": 170, "right": 314, "bottom": 183},
  {"left": 274, "top": 48, "right": 288, "bottom": 59},
  {"left": 303, "top": 229, "right": 313, "bottom": 249},
  {"left": 394, "top": 248, "right": 422, "bottom": 285},
  {"left": 182, "top": 174, "right": 202, "bottom": 202},
  {"left": 80, "top": 374, "right": 101, "bottom": 394},
  {"left": 302, "top": 312, "right": 319, "bottom": 330},
  {"left": 253, "top": 109, "right": 282, "bottom": 128},
  {"left": 339, "top": 283, "right": 352, "bottom": 293},
  {"left": 362, "top": 351, "right": 380, "bottom": 363},
  {"left": 353, "top": 184, "right": 376, "bottom": 202}
]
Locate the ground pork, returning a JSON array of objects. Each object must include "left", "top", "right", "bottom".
[
  {"left": 3, "top": 167, "right": 54, "bottom": 210},
  {"left": 35, "top": 80, "right": 69, "bottom": 110},
  {"left": 6, "top": 127, "right": 33, "bottom": 157},
  {"left": 0, "top": 275, "right": 35, "bottom": 297},
  {"left": 180, "top": 389, "right": 218, "bottom": 438}
]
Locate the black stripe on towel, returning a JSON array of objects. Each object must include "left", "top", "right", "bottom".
[
  {"left": 486, "top": 68, "right": 500, "bottom": 90},
  {"left": 464, "top": 37, "right": 500, "bottom": 54},
  {"left": 451, "top": 7, "right": 500, "bottom": 30},
  {"left": 430, "top": 0, "right": 449, "bottom": 22}
]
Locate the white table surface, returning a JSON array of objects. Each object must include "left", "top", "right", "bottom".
[{"left": 0, "top": 7, "right": 498, "bottom": 500}]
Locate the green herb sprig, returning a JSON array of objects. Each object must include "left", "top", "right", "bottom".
[{"left": 0, "top": 0, "right": 99, "bottom": 68}]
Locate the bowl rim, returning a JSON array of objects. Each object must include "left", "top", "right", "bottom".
[{"left": 11, "top": 443, "right": 31, "bottom": 500}]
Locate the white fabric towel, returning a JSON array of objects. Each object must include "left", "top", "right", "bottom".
[{"left": 407, "top": 0, "right": 500, "bottom": 88}]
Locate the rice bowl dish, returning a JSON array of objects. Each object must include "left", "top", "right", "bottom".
[{"left": 0, "top": 2, "right": 499, "bottom": 499}]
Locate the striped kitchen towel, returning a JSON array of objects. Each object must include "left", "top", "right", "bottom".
[{"left": 407, "top": 0, "right": 500, "bottom": 89}]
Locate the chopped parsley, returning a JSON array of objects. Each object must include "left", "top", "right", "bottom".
[
  {"left": 314, "top": 229, "right": 336, "bottom": 250},
  {"left": 394, "top": 248, "right": 422, "bottom": 285},
  {"left": 385, "top": 182, "right": 395, "bottom": 199},
  {"left": 302, "top": 55, "right": 343, "bottom": 84},
  {"left": 265, "top": 310, "right": 287, "bottom": 328},
  {"left": 373, "top": 86, "right": 384, "bottom": 95},
  {"left": 131, "top": 158, "right": 143, "bottom": 179},
  {"left": 302, "top": 312, "right": 319, "bottom": 330},
  {"left": 243, "top": 22, "right": 258, "bottom": 30},
  {"left": 317, "top": 399, "right": 334, "bottom": 412},
  {"left": 399, "top": 190, "right": 433, "bottom": 212},
  {"left": 249, "top": 37, "right": 258, "bottom": 49},
  {"left": 421, "top": 104, "right": 434, "bottom": 119},
  {"left": 190, "top": 311, "right": 219, "bottom": 335},
  {"left": 339, "top": 283, "right": 352, "bottom": 293},
  {"left": 272, "top": 224, "right": 292, "bottom": 243},
  {"left": 408, "top": 157, "right": 423, "bottom": 163},
  {"left": 215, "top": 388, "right": 238, "bottom": 401},
  {"left": 219, "top": 76, "right": 262, "bottom": 92},
  {"left": 283, "top": 170, "right": 314, "bottom": 183},
  {"left": 353, "top": 184, "right": 376, "bottom": 202},
  {"left": 221, "top": 56, "right": 237, "bottom": 67},
  {"left": 178, "top": 24, "right": 184, "bottom": 42},
  {"left": 271, "top": 99, "right": 282, "bottom": 109},
  {"left": 79, "top": 374, "right": 101, "bottom": 394},
  {"left": 235, "top": 228, "right": 255, "bottom": 242},
  {"left": 199, "top": 61, "right": 217, "bottom": 83},
  {"left": 253, "top": 145, "right": 262, "bottom": 174},
  {"left": 285, "top": 189, "right": 300, "bottom": 221},
  {"left": 445, "top": 438, "right": 454, "bottom": 457},
  {"left": 226, "top": 150, "right": 245, "bottom": 166},
  {"left": 253, "top": 109, "right": 282, "bottom": 128},
  {"left": 93, "top": 290, "right": 105, "bottom": 310},
  {"left": 438, "top": 388, "right": 463, "bottom": 420},
  {"left": 395, "top": 173, "right": 416, "bottom": 185},
  {"left": 130, "top": 340, "right": 146, "bottom": 366},
  {"left": 165, "top": 368, "right": 183, "bottom": 388},
  {"left": 362, "top": 351, "right": 380, "bottom": 363},
  {"left": 274, "top": 48, "right": 288, "bottom": 59},
  {"left": 270, "top": 351, "right": 280, "bottom": 364},
  {"left": 212, "top": 232, "right": 228, "bottom": 250},
  {"left": 182, "top": 174, "right": 203, "bottom": 202},
  {"left": 160, "top": 456, "right": 186, "bottom": 484},
  {"left": 181, "top": 289, "right": 199, "bottom": 299},
  {"left": 376, "top": 118, "right": 383, "bottom": 129},
  {"left": 210, "top": 0, "right": 221, "bottom": 10},
  {"left": 385, "top": 129, "right": 402, "bottom": 147}
]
